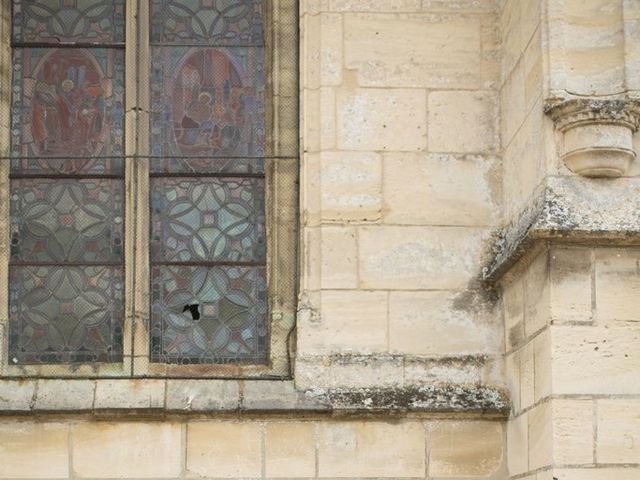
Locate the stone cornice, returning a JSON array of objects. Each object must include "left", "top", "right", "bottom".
[
  {"left": 484, "top": 175, "right": 640, "bottom": 283},
  {"left": 544, "top": 97, "right": 640, "bottom": 132}
]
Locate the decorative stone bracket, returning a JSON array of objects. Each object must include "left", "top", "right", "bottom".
[{"left": 544, "top": 98, "right": 640, "bottom": 177}]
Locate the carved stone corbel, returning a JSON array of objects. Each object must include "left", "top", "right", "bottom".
[{"left": 544, "top": 98, "right": 640, "bottom": 177}]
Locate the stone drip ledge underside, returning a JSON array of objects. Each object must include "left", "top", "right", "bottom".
[
  {"left": 484, "top": 175, "right": 640, "bottom": 283},
  {"left": 0, "top": 379, "right": 509, "bottom": 418}
]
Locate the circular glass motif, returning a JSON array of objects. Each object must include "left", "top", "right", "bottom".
[
  {"left": 172, "top": 49, "right": 245, "bottom": 156},
  {"left": 31, "top": 49, "right": 107, "bottom": 157}
]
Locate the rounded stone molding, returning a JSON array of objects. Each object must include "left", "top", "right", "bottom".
[{"left": 544, "top": 98, "right": 640, "bottom": 177}]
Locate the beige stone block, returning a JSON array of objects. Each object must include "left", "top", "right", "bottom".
[
  {"left": 344, "top": 14, "right": 480, "bottom": 88},
  {"left": 505, "top": 350, "right": 521, "bottom": 413},
  {"left": 520, "top": 341, "right": 534, "bottom": 410},
  {"left": 72, "top": 422, "right": 181, "bottom": 478},
  {"left": 553, "top": 469, "right": 640, "bottom": 480},
  {"left": 331, "top": 0, "right": 421, "bottom": 11},
  {"left": 597, "top": 399, "right": 640, "bottom": 463},
  {"left": 429, "top": 421, "right": 504, "bottom": 477},
  {"left": 428, "top": 91, "right": 498, "bottom": 153},
  {"left": 534, "top": 329, "right": 552, "bottom": 403},
  {"left": 299, "top": 290, "right": 388, "bottom": 354},
  {"left": 525, "top": 249, "right": 550, "bottom": 336},
  {"left": 187, "top": 422, "right": 261, "bottom": 478},
  {"left": 507, "top": 414, "right": 528, "bottom": 476},
  {"left": 35, "top": 379, "right": 94, "bottom": 411},
  {"left": 301, "top": 88, "right": 336, "bottom": 153},
  {"left": 359, "top": 226, "right": 487, "bottom": 289},
  {"left": 319, "top": 151, "right": 382, "bottom": 222},
  {"left": 551, "top": 325, "right": 640, "bottom": 395},
  {"left": 524, "top": 26, "right": 543, "bottom": 113},
  {"left": 94, "top": 379, "right": 165, "bottom": 410},
  {"left": 503, "top": 273, "right": 525, "bottom": 350},
  {"left": 529, "top": 402, "right": 552, "bottom": 470},
  {"left": 383, "top": 153, "right": 499, "bottom": 226},
  {"left": 320, "top": 226, "right": 358, "bottom": 288},
  {"left": 389, "top": 290, "right": 499, "bottom": 355},
  {"left": 550, "top": 248, "right": 592, "bottom": 322},
  {"left": 595, "top": 249, "right": 640, "bottom": 322},
  {"left": 404, "top": 356, "right": 480, "bottom": 386},
  {"left": 552, "top": 399, "right": 594, "bottom": 464},
  {"left": 302, "top": 13, "right": 321, "bottom": 90},
  {"left": 337, "top": 88, "right": 426, "bottom": 151},
  {"left": 330, "top": 355, "right": 404, "bottom": 388},
  {"left": 318, "top": 421, "right": 425, "bottom": 477},
  {"left": 501, "top": 59, "right": 525, "bottom": 146},
  {"left": 166, "top": 379, "right": 239, "bottom": 411},
  {"left": 319, "top": 14, "right": 342, "bottom": 86},
  {"left": 625, "top": 0, "right": 640, "bottom": 91},
  {"left": 520, "top": 0, "right": 541, "bottom": 48},
  {"left": 501, "top": 0, "right": 522, "bottom": 80},
  {"left": 423, "top": 0, "right": 497, "bottom": 12},
  {"left": 266, "top": 422, "right": 316, "bottom": 478},
  {"left": 0, "top": 423, "right": 68, "bottom": 479},
  {"left": 302, "top": 0, "right": 330, "bottom": 15},
  {"left": 481, "top": 14, "right": 501, "bottom": 88},
  {"left": 0, "top": 380, "right": 35, "bottom": 411}
]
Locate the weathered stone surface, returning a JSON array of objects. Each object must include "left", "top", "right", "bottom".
[
  {"left": 528, "top": 402, "right": 552, "bottom": 470},
  {"left": 35, "top": 379, "right": 94, "bottom": 411},
  {"left": 552, "top": 399, "right": 595, "bottom": 464},
  {"left": 597, "top": 399, "right": 640, "bottom": 463},
  {"left": 429, "top": 421, "right": 504, "bottom": 477},
  {"left": 553, "top": 469, "right": 640, "bottom": 480},
  {"left": 507, "top": 413, "right": 528, "bottom": 476},
  {"left": 320, "top": 226, "right": 358, "bottom": 288},
  {"left": 550, "top": 247, "right": 592, "bottom": 322},
  {"left": 94, "top": 379, "right": 165, "bottom": 410},
  {"left": 265, "top": 422, "right": 316, "bottom": 478},
  {"left": 72, "top": 422, "right": 182, "bottom": 478},
  {"left": 166, "top": 379, "right": 239, "bottom": 411},
  {"left": 0, "top": 423, "right": 68, "bottom": 479},
  {"left": 318, "top": 421, "right": 425, "bottom": 477},
  {"left": 595, "top": 248, "right": 640, "bottom": 322},
  {"left": 0, "top": 380, "right": 35, "bottom": 411}
]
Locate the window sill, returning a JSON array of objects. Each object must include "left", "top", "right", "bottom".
[{"left": 0, "top": 379, "right": 509, "bottom": 417}]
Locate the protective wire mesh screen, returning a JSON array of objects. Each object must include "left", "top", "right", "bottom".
[{"left": 3, "top": 0, "right": 299, "bottom": 378}]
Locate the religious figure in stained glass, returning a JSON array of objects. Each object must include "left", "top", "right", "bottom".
[{"left": 12, "top": 48, "right": 124, "bottom": 158}]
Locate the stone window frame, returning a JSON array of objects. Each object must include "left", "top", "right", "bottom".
[{"left": 0, "top": 0, "right": 299, "bottom": 380}]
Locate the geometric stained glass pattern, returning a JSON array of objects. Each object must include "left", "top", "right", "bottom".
[
  {"left": 11, "top": 48, "right": 125, "bottom": 158},
  {"left": 150, "top": 46, "right": 265, "bottom": 157},
  {"left": 151, "top": 177, "right": 265, "bottom": 263},
  {"left": 149, "top": 158, "right": 264, "bottom": 175},
  {"left": 150, "top": 265, "right": 267, "bottom": 364},
  {"left": 11, "top": 159, "right": 124, "bottom": 176},
  {"left": 9, "top": 265, "right": 124, "bottom": 365},
  {"left": 12, "top": 0, "right": 125, "bottom": 44},
  {"left": 10, "top": 178, "right": 124, "bottom": 263},
  {"left": 150, "top": 0, "right": 264, "bottom": 46}
]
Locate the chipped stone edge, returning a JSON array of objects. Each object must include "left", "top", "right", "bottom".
[
  {"left": 483, "top": 175, "right": 640, "bottom": 284},
  {"left": 0, "top": 379, "right": 509, "bottom": 418}
]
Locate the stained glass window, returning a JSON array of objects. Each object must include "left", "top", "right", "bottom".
[
  {"left": 149, "top": 0, "right": 269, "bottom": 365},
  {"left": 9, "top": 2, "right": 125, "bottom": 366}
]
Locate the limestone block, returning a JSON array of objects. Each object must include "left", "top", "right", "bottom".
[
  {"left": 552, "top": 399, "right": 595, "bottom": 465},
  {"left": 625, "top": 0, "right": 640, "bottom": 90},
  {"left": 388, "top": 290, "right": 499, "bottom": 355},
  {"left": 94, "top": 379, "right": 165, "bottom": 410},
  {"left": 428, "top": 91, "right": 498, "bottom": 153},
  {"left": 550, "top": 248, "right": 592, "bottom": 323},
  {"left": 524, "top": 249, "right": 550, "bottom": 336},
  {"left": 330, "top": 355, "right": 404, "bottom": 388},
  {"left": 553, "top": 469, "right": 640, "bottom": 480},
  {"left": 302, "top": 0, "right": 330, "bottom": 15},
  {"left": 165, "top": 379, "right": 239, "bottom": 411},
  {"left": 528, "top": 402, "right": 552, "bottom": 470},
  {"left": 302, "top": 12, "right": 321, "bottom": 90},
  {"left": 501, "top": 60, "right": 525, "bottom": 146},
  {"left": 382, "top": 153, "right": 499, "bottom": 226},
  {"left": 534, "top": 329, "right": 552, "bottom": 403},
  {"left": 35, "top": 379, "right": 94, "bottom": 411},
  {"left": 301, "top": 88, "right": 336, "bottom": 153},
  {"left": 331, "top": 0, "right": 421, "bottom": 11},
  {"left": 344, "top": 14, "right": 481, "bottom": 88},
  {"left": 501, "top": 0, "right": 522, "bottom": 80},
  {"left": 0, "top": 423, "right": 68, "bottom": 478},
  {"left": 507, "top": 413, "right": 528, "bottom": 476},
  {"left": 403, "top": 356, "right": 482, "bottom": 386},
  {"left": 72, "top": 423, "right": 181, "bottom": 478},
  {"left": 265, "top": 422, "right": 316, "bottom": 478},
  {"left": 520, "top": 0, "right": 541, "bottom": 50},
  {"left": 428, "top": 421, "right": 504, "bottom": 478},
  {"left": 0, "top": 380, "right": 35, "bottom": 411},
  {"left": 595, "top": 249, "right": 640, "bottom": 322},
  {"left": 524, "top": 27, "right": 543, "bottom": 113},
  {"left": 298, "top": 290, "right": 388, "bottom": 354},
  {"left": 505, "top": 350, "right": 521, "bottom": 413},
  {"left": 318, "top": 421, "right": 425, "bottom": 477},
  {"left": 551, "top": 325, "right": 640, "bottom": 395},
  {"left": 481, "top": 13, "right": 501, "bottom": 88},
  {"left": 320, "top": 14, "right": 342, "bottom": 86},
  {"left": 597, "top": 399, "right": 640, "bottom": 463},
  {"left": 423, "top": 0, "right": 498, "bottom": 12},
  {"left": 520, "top": 341, "right": 534, "bottom": 410},
  {"left": 359, "top": 226, "right": 487, "bottom": 289},
  {"left": 186, "top": 422, "right": 261, "bottom": 478},
  {"left": 320, "top": 226, "right": 358, "bottom": 288},
  {"left": 337, "top": 88, "right": 426, "bottom": 151},
  {"left": 319, "top": 151, "right": 382, "bottom": 222},
  {"left": 503, "top": 273, "right": 525, "bottom": 350}
]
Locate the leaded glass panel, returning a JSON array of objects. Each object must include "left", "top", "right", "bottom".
[
  {"left": 11, "top": 159, "right": 124, "bottom": 176},
  {"left": 9, "top": 266, "right": 124, "bottom": 365},
  {"left": 150, "top": 0, "right": 264, "bottom": 46},
  {"left": 150, "top": 46, "right": 265, "bottom": 157},
  {"left": 12, "top": 0, "right": 125, "bottom": 44},
  {"left": 10, "top": 178, "right": 124, "bottom": 263},
  {"left": 150, "top": 265, "right": 267, "bottom": 364},
  {"left": 11, "top": 48, "right": 125, "bottom": 158},
  {"left": 151, "top": 177, "right": 265, "bottom": 263},
  {"left": 148, "top": 158, "right": 264, "bottom": 174}
]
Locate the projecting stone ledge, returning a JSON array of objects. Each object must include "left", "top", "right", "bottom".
[
  {"left": 484, "top": 175, "right": 640, "bottom": 283},
  {"left": 0, "top": 378, "right": 509, "bottom": 418}
]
